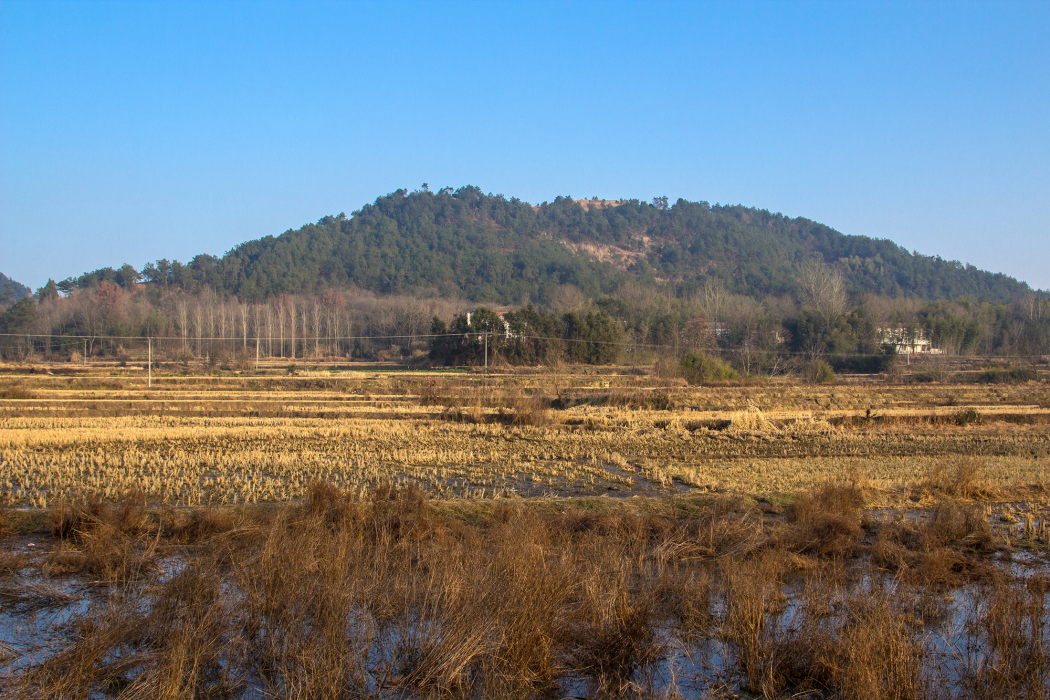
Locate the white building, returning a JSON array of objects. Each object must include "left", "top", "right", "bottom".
[
  {"left": 465, "top": 311, "right": 514, "bottom": 338},
  {"left": 878, "top": 325, "right": 940, "bottom": 355},
  {"left": 705, "top": 322, "right": 729, "bottom": 339}
]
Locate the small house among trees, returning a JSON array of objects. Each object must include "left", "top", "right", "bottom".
[{"left": 878, "top": 324, "right": 939, "bottom": 355}]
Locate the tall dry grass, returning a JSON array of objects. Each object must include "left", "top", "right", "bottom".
[
  {"left": 781, "top": 483, "right": 866, "bottom": 557},
  {"left": 925, "top": 458, "right": 998, "bottom": 500},
  {"left": 44, "top": 490, "right": 159, "bottom": 583},
  {"left": 961, "top": 579, "right": 1049, "bottom": 699},
  {"left": 3, "top": 483, "right": 1047, "bottom": 699}
]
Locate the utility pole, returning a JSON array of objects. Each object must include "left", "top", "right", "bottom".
[
  {"left": 484, "top": 331, "right": 488, "bottom": 371},
  {"left": 148, "top": 337, "right": 152, "bottom": 388},
  {"left": 255, "top": 337, "right": 260, "bottom": 371},
  {"left": 83, "top": 339, "right": 87, "bottom": 366}
]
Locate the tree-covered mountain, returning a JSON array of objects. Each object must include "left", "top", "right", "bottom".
[
  {"left": 70, "top": 186, "right": 1036, "bottom": 304},
  {"left": 0, "top": 273, "right": 32, "bottom": 305},
  {"left": 16, "top": 187, "right": 1050, "bottom": 365}
]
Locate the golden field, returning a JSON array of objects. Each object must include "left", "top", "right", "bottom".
[{"left": 1, "top": 364, "right": 1048, "bottom": 510}]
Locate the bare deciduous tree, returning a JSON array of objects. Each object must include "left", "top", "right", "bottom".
[
  {"left": 239, "top": 302, "right": 249, "bottom": 350},
  {"left": 192, "top": 300, "right": 204, "bottom": 356},
  {"left": 796, "top": 259, "right": 847, "bottom": 323},
  {"left": 697, "top": 279, "right": 729, "bottom": 323},
  {"left": 550, "top": 284, "right": 587, "bottom": 314},
  {"left": 174, "top": 298, "right": 189, "bottom": 352},
  {"left": 680, "top": 316, "right": 714, "bottom": 353},
  {"left": 310, "top": 299, "right": 322, "bottom": 357},
  {"left": 615, "top": 281, "right": 665, "bottom": 317}
]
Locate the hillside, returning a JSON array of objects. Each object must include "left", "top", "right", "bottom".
[
  {"left": 0, "top": 273, "right": 32, "bottom": 303},
  {"left": 82, "top": 186, "right": 1032, "bottom": 304}
]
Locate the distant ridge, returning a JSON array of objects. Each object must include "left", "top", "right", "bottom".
[
  {"left": 0, "top": 273, "right": 32, "bottom": 302},
  {"left": 70, "top": 186, "right": 1036, "bottom": 304}
]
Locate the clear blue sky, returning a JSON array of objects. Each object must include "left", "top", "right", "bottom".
[{"left": 2, "top": 0, "right": 1048, "bottom": 292}]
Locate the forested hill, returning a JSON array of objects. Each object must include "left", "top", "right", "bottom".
[
  {"left": 104, "top": 186, "right": 1031, "bottom": 304},
  {"left": 0, "top": 273, "right": 32, "bottom": 302}
]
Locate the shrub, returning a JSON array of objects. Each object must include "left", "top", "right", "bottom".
[
  {"left": 678, "top": 351, "right": 739, "bottom": 385},
  {"left": 976, "top": 366, "right": 1037, "bottom": 384},
  {"left": 808, "top": 360, "right": 836, "bottom": 384},
  {"left": 829, "top": 353, "right": 897, "bottom": 374},
  {"left": 950, "top": 407, "right": 983, "bottom": 426},
  {"left": 234, "top": 349, "right": 255, "bottom": 372},
  {"left": 0, "top": 383, "right": 33, "bottom": 399}
]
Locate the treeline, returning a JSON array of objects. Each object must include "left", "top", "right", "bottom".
[
  {"left": 428, "top": 286, "right": 1050, "bottom": 373},
  {"left": 2, "top": 277, "right": 1049, "bottom": 371},
  {"left": 52, "top": 186, "right": 1037, "bottom": 307},
  {"left": 429, "top": 306, "right": 624, "bottom": 367},
  {"left": 1, "top": 284, "right": 467, "bottom": 363}
]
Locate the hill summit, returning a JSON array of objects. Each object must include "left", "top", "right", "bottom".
[{"left": 71, "top": 186, "right": 1032, "bottom": 305}]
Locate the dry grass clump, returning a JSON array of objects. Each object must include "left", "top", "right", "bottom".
[
  {"left": 780, "top": 483, "right": 866, "bottom": 557},
  {"left": 553, "top": 508, "right": 676, "bottom": 550},
  {"left": 926, "top": 500, "right": 996, "bottom": 552},
  {"left": 236, "top": 510, "right": 373, "bottom": 698},
  {"left": 651, "top": 356, "right": 681, "bottom": 380},
  {"left": 44, "top": 490, "right": 158, "bottom": 583},
  {"left": 654, "top": 567, "right": 713, "bottom": 640},
  {"left": 516, "top": 397, "right": 555, "bottom": 426},
  {"left": 787, "top": 483, "right": 865, "bottom": 523},
  {"left": 727, "top": 405, "right": 776, "bottom": 432},
  {"left": 871, "top": 521, "right": 923, "bottom": 575},
  {"left": 507, "top": 392, "right": 554, "bottom": 426},
  {"left": 49, "top": 490, "right": 152, "bottom": 540},
  {"left": 558, "top": 387, "right": 676, "bottom": 411},
  {"left": 962, "top": 580, "right": 1050, "bottom": 698},
  {"left": 0, "top": 550, "right": 27, "bottom": 579},
  {"left": 235, "top": 484, "right": 574, "bottom": 698},
  {"left": 304, "top": 479, "right": 362, "bottom": 528},
  {"left": 20, "top": 556, "right": 234, "bottom": 700},
  {"left": 803, "top": 586, "right": 928, "bottom": 700},
  {"left": 719, "top": 550, "right": 789, "bottom": 696},
  {"left": 418, "top": 380, "right": 459, "bottom": 408},
  {"left": 718, "top": 559, "right": 930, "bottom": 699},
  {"left": 566, "top": 544, "right": 660, "bottom": 694},
  {"left": 473, "top": 508, "right": 573, "bottom": 694},
  {"left": 925, "top": 457, "right": 999, "bottom": 500},
  {"left": 683, "top": 504, "right": 766, "bottom": 559},
  {"left": 169, "top": 507, "right": 239, "bottom": 543},
  {"left": 871, "top": 502, "right": 999, "bottom": 590}
]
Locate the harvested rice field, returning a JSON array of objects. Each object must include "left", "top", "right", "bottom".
[{"left": 1, "top": 365, "right": 1048, "bottom": 509}]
